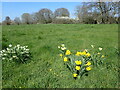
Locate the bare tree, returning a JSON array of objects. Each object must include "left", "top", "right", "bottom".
[
  {"left": 14, "top": 17, "right": 21, "bottom": 25},
  {"left": 21, "top": 13, "right": 33, "bottom": 24},
  {"left": 38, "top": 8, "right": 53, "bottom": 24},
  {"left": 54, "top": 8, "right": 70, "bottom": 17},
  {"left": 75, "top": 2, "right": 119, "bottom": 24}
]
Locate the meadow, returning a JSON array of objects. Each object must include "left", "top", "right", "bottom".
[{"left": 2, "top": 24, "right": 118, "bottom": 88}]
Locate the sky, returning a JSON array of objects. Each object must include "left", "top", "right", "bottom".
[{"left": 2, "top": 2, "right": 82, "bottom": 21}]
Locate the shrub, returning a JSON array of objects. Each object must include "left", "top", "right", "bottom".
[{"left": 0, "top": 44, "right": 31, "bottom": 63}]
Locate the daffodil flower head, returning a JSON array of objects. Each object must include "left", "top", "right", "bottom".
[
  {"left": 75, "top": 66, "right": 81, "bottom": 70},
  {"left": 59, "top": 54, "right": 63, "bottom": 57},
  {"left": 75, "top": 60, "right": 82, "bottom": 65},
  {"left": 61, "top": 47, "right": 66, "bottom": 50},
  {"left": 65, "top": 50, "right": 71, "bottom": 55},
  {"left": 75, "top": 51, "right": 82, "bottom": 56},
  {"left": 86, "top": 66, "right": 91, "bottom": 71},
  {"left": 86, "top": 53, "right": 91, "bottom": 57},
  {"left": 99, "top": 47, "right": 102, "bottom": 51},
  {"left": 101, "top": 55, "right": 105, "bottom": 58},
  {"left": 61, "top": 44, "right": 65, "bottom": 47},
  {"left": 9, "top": 44, "right": 12, "bottom": 47},
  {"left": 64, "top": 57, "right": 68, "bottom": 62},
  {"left": 98, "top": 53, "right": 101, "bottom": 55},
  {"left": 86, "top": 61, "right": 91, "bottom": 66},
  {"left": 73, "top": 73, "right": 78, "bottom": 77},
  {"left": 81, "top": 51, "right": 87, "bottom": 55},
  {"left": 58, "top": 46, "right": 61, "bottom": 49}
]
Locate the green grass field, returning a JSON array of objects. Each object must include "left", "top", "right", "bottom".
[{"left": 2, "top": 24, "right": 118, "bottom": 88}]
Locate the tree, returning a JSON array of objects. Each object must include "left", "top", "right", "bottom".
[
  {"left": 75, "top": 2, "right": 119, "bottom": 24},
  {"left": 38, "top": 8, "right": 53, "bottom": 24},
  {"left": 4, "top": 16, "right": 11, "bottom": 25},
  {"left": 21, "top": 13, "right": 33, "bottom": 24},
  {"left": 54, "top": 8, "right": 70, "bottom": 17},
  {"left": 14, "top": 17, "right": 21, "bottom": 25}
]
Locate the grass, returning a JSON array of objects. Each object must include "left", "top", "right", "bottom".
[{"left": 2, "top": 24, "right": 118, "bottom": 88}]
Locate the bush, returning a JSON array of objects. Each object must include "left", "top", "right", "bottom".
[{"left": 0, "top": 44, "right": 31, "bottom": 63}]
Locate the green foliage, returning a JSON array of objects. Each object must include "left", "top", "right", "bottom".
[{"left": 2, "top": 24, "right": 118, "bottom": 88}]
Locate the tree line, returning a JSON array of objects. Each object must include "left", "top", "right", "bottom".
[{"left": 2, "top": 2, "right": 119, "bottom": 25}]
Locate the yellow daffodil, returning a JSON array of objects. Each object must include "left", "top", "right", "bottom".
[
  {"left": 73, "top": 73, "right": 78, "bottom": 77},
  {"left": 49, "top": 69, "right": 52, "bottom": 71},
  {"left": 81, "top": 51, "right": 86, "bottom": 55},
  {"left": 65, "top": 50, "right": 71, "bottom": 55},
  {"left": 86, "top": 61, "right": 91, "bottom": 66},
  {"left": 64, "top": 57, "right": 68, "bottom": 62},
  {"left": 59, "top": 54, "right": 63, "bottom": 57},
  {"left": 75, "top": 60, "right": 82, "bottom": 65},
  {"left": 98, "top": 53, "right": 100, "bottom": 55},
  {"left": 86, "top": 53, "right": 91, "bottom": 57},
  {"left": 75, "top": 51, "right": 82, "bottom": 56},
  {"left": 75, "top": 66, "right": 81, "bottom": 70},
  {"left": 101, "top": 55, "right": 105, "bottom": 58},
  {"left": 86, "top": 67, "right": 91, "bottom": 71}
]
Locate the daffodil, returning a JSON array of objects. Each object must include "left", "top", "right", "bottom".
[
  {"left": 49, "top": 69, "right": 52, "bottom": 71},
  {"left": 64, "top": 57, "right": 68, "bottom": 62},
  {"left": 58, "top": 46, "right": 60, "bottom": 48},
  {"left": 81, "top": 51, "right": 86, "bottom": 55},
  {"left": 101, "top": 55, "right": 105, "bottom": 58},
  {"left": 73, "top": 73, "right": 78, "bottom": 77},
  {"left": 98, "top": 53, "right": 100, "bottom": 55},
  {"left": 86, "top": 67, "right": 91, "bottom": 71},
  {"left": 59, "top": 54, "right": 63, "bottom": 57},
  {"left": 99, "top": 47, "right": 102, "bottom": 51},
  {"left": 75, "top": 66, "right": 81, "bottom": 70},
  {"left": 61, "top": 44, "right": 65, "bottom": 47},
  {"left": 86, "top": 53, "right": 91, "bottom": 57},
  {"left": 65, "top": 50, "right": 71, "bottom": 55},
  {"left": 61, "top": 47, "right": 66, "bottom": 50},
  {"left": 75, "top": 51, "right": 82, "bottom": 56},
  {"left": 75, "top": 60, "right": 82, "bottom": 65},
  {"left": 86, "top": 61, "right": 91, "bottom": 66}
]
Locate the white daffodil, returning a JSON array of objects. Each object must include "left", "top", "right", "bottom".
[
  {"left": 61, "top": 44, "right": 65, "bottom": 47},
  {"left": 9, "top": 44, "right": 12, "bottom": 47},
  {"left": 99, "top": 47, "right": 102, "bottom": 51},
  {"left": 17, "top": 45, "right": 20, "bottom": 47},
  {"left": 2, "top": 50, "right": 5, "bottom": 52},
  {"left": 7, "top": 48, "right": 10, "bottom": 51},
  {"left": 4, "top": 54, "right": 7, "bottom": 56},
  {"left": 26, "top": 49, "right": 29, "bottom": 51},
  {"left": 13, "top": 56, "right": 17, "bottom": 58},
  {"left": 58, "top": 46, "right": 60, "bottom": 49},
  {"left": 61, "top": 47, "right": 66, "bottom": 50},
  {"left": 2, "top": 58, "right": 5, "bottom": 60}
]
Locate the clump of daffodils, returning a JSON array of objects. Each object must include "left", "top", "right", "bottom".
[
  {"left": 58, "top": 44, "right": 105, "bottom": 79},
  {"left": 0, "top": 44, "right": 31, "bottom": 63}
]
